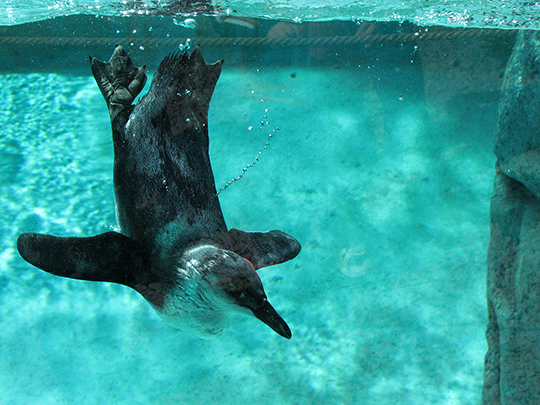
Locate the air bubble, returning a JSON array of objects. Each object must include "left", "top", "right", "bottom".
[
  {"left": 179, "top": 38, "right": 191, "bottom": 52},
  {"left": 173, "top": 18, "right": 197, "bottom": 29},
  {"left": 216, "top": 103, "right": 280, "bottom": 195}
]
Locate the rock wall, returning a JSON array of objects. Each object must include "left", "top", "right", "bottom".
[{"left": 484, "top": 30, "right": 540, "bottom": 404}]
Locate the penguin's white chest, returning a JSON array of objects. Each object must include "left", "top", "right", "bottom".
[{"left": 152, "top": 270, "right": 242, "bottom": 338}]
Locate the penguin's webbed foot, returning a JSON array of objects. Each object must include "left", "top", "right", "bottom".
[{"left": 90, "top": 45, "right": 147, "bottom": 111}]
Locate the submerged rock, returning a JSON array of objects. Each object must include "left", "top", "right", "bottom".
[{"left": 485, "top": 30, "right": 540, "bottom": 404}]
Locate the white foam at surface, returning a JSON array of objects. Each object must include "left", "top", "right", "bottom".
[{"left": 2, "top": 0, "right": 540, "bottom": 29}]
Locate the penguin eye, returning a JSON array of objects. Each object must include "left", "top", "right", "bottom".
[
  {"left": 228, "top": 283, "right": 266, "bottom": 309},
  {"left": 227, "top": 284, "right": 252, "bottom": 304}
]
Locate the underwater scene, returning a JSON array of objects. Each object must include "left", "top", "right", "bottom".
[{"left": 2, "top": 1, "right": 539, "bottom": 404}]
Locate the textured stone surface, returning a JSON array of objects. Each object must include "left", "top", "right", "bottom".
[{"left": 484, "top": 30, "right": 540, "bottom": 404}]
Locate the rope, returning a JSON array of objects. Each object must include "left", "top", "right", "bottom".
[{"left": 0, "top": 29, "right": 518, "bottom": 48}]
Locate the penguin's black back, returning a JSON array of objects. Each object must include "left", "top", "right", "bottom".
[{"left": 112, "top": 48, "right": 227, "bottom": 249}]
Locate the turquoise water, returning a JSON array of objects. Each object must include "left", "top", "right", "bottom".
[{"left": 0, "top": 16, "right": 503, "bottom": 404}]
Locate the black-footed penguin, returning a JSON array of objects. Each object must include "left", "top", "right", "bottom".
[{"left": 17, "top": 45, "right": 301, "bottom": 339}]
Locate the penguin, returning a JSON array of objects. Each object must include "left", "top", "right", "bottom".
[{"left": 16, "top": 45, "right": 301, "bottom": 339}]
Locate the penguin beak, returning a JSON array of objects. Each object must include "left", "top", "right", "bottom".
[{"left": 251, "top": 299, "right": 292, "bottom": 339}]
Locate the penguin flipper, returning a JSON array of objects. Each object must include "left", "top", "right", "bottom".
[
  {"left": 17, "top": 232, "right": 149, "bottom": 287},
  {"left": 217, "top": 229, "right": 301, "bottom": 270}
]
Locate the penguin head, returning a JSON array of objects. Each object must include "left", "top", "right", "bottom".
[{"left": 184, "top": 245, "right": 292, "bottom": 339}]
